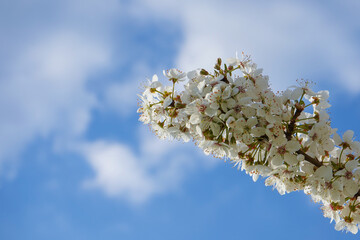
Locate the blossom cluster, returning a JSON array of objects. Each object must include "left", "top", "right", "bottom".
[{"left": 137, "top": 55, "right": 360, "bottom": 234}]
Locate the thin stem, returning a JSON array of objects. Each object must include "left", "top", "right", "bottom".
[
  {"left": 299, "top": 91, "right": 305, "bottom": 103},
  {"left": 150, "top": 102, "right": 162, "bottom": 107},
  {"left": 304, "top": 102, "right": 314, "bottom": 108},
  {"left": 171, "top": 81, "right": 175, "bottom": 99},
  {"left": 155, "top": 90, "right": 165, "bottom": 96},
  {"left": 338, "top": 148, "right": 345, "bottom": 166}
]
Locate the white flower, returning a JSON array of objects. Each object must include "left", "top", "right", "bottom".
[
  {"left": 137, "top": 95, "right": 152, "bottom": 124},
  {"left": 199, "top": 141, "right": 229, "bottom": 158},
  {"left": 168, "top": 125, "right": 190, "bottom": 142},
  {"left": 305, "top": 122, "right": 334, "bottom": 156},
  {"left": 185, "top": 99, "right": 217, "bottom": 125},
  {"left": 311, "top": 90, "right": 331, "bottom": 111},
  {"left": 149, "top": 74, "right": 161, "bottom": 88},
  {"left": 334, "top": 160, "right": 359, "bottom": 197},
  {"left": 247, "top": 165, "right": 271, "bottom": 182},
  {"left": 269, "top": 140, "right": 301, "bottom": 167},
  {"left": 163, "top": 68, "right": 186, "bottom": 81},
  {"left": 322, "top": 203, "right": 341, "bottom": 224},
  {"left": 265, "top": 176, "right": 287, "bottom": 195},
  {"left": 335, "top": 220, "right": 358, "bottom": 234},
  {"left": 334, "top": 130, "right": 360, "bottom": 153}
]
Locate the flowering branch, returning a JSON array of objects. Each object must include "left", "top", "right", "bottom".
[{"left": 138, "top": 55, "right": 360, "bottom": 234}]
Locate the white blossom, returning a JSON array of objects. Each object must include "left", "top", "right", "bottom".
[{"left": 138, "top": 55, "right": 360, "bottom": 234}]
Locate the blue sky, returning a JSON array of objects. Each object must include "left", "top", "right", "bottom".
[{"left": 1, "top": 0, "right": 360, "bottom": 239}]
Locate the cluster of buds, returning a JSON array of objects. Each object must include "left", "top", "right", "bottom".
[{"left": 137, "top": 55, "right": 360, "bottom": 234}]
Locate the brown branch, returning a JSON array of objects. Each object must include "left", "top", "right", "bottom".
[
  {"left": 284, "top": 105, "right": 360, "bottom": 199},
  {"left": 285, "top": 107, "right": 303, "bottom": 141},
  {"left": 268, "top": 102, "right": 360, "bottom": 198},
  {"left": 220, "top": 75, "right": 229, "bottom": 84},
  {"left": 296, "top": 150, "right": 323, "bottom": 168},
  {"left": 285, "top": 105, "right": 323, "bottom": 168},
  {"left": 354, "top": 191, "right": 360, "bottom": 199}
]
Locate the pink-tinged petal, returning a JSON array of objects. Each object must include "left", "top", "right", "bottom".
[{"left": 242, "top": 133, "right": 252, "bottom": 145}]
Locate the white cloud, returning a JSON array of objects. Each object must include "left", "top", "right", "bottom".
[
  {"left": 77, "top": 126, "right": 217, "bottom": 204},
  {"left": 105, "top": 82, "right": 139, "bottom": 117},
  {"left": 0, "top": 31, "right": 110, "bottom": 176},
  {"left": 0, "top": 0, "right": 122, "bottom": 177},
  {"left": 80, "top": 141, "right": 157, "bottom": 203},
  {"left": 136, "top": 0, "right": 360, "bottom": 92}
]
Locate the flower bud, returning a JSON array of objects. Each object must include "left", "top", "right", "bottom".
[{"left": 200, "top": 69, "right": 209, "bottom": 75}]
